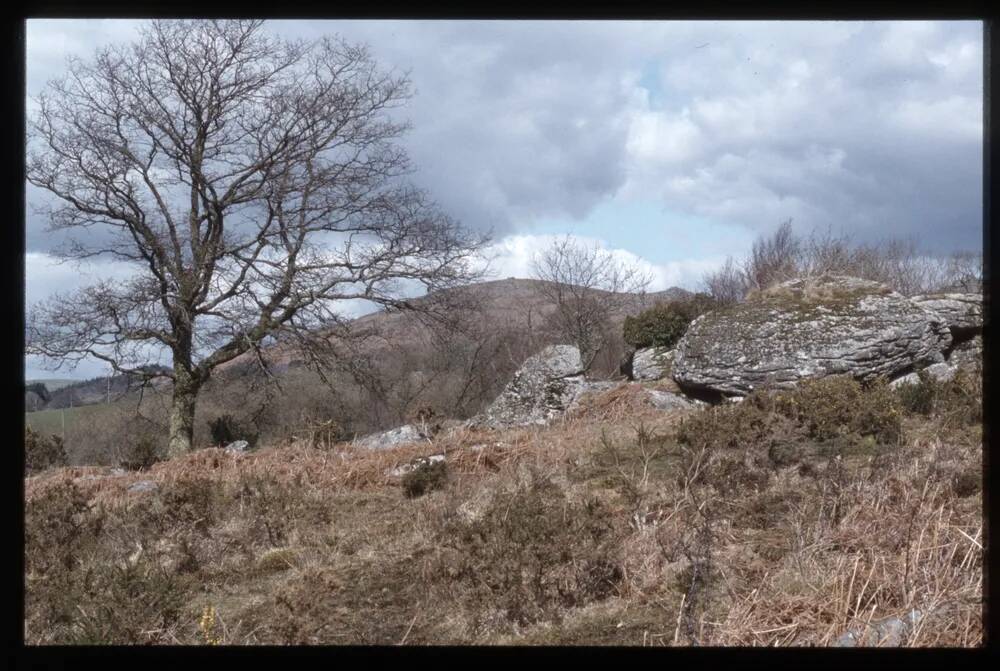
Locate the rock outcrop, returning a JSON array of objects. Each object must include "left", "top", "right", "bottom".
[
  {"left": 911, "top": 293, "right": 982, "bottom": 337},
  {"left": 473, "top": 345, "right": 596, "bottom": 429},
  {"left": 673, "top": 275, "right": 953, "bottom": 397}
]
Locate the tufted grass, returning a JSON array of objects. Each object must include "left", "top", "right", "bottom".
[{"left": 24, "top": 378, "right": 981, "bottom": 646}]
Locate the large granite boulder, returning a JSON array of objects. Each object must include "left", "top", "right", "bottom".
[
  {"left": 673, "top": 275, "right": 953, "bottom": 397},
  {"left": 474, "top": 345, "right": 593, "bottom": 429},
  {"left": 910, "top": 293, "right": 982, "bottom": 337}
]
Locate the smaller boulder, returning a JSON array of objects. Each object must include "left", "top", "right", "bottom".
[
  {"left": 631, "top": 347, "right": 675, "bottom": 381},
  {"left": 948, "top": 334, "right": 982, "bottom": 369},
  {"left": 387, "top": 453, "right": 446, "bottom": 477},
  {"left": 890, "top": 372, "right": 921, "bottom": 389},
  {"left": 834, "top": 608, "right": 927, "bottom": 647},
  {"left": 224, "top": 440, "right": 250, "bottom": 453},
  {"left": 645, "top": 389, "right": 697, "bottom": 410},
  {"left": 127, "top": 480, "right": 158, "bottom": 493},
  {"left": 355, "top": 424, "right": 429, "bottom": 450}
]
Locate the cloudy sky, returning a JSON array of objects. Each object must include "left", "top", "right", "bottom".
[{"left": 24, "top": 19, "right": 983, "bottom": 378}]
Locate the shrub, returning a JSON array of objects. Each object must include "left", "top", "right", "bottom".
[
  {"left": 402, "top": 460, "right": 448, "bottom": 499},
  {"left": 119, "top": 435, "right": 161, "bottom": 471},
  {"left": 895, "top": 367, "right": 981, "bottom": 427},
  {"left": 773, "top": 376, "right": 902, "bottom": 445},
  {"left": 208, "top": 414, "right": 257, "bottom": 447},
  {"left": 623, "top": 294, "right": 717, "bottom": 350},
  {"left": 24, "top": 427, "right": 67, "bottom": 475},
  {"left": 434, "top": 471, "right": 623, "bottom": 630}
]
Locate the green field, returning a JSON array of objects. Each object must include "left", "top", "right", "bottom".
[{"left": 25, "top": 404, "right": 107, "bottom": 435}]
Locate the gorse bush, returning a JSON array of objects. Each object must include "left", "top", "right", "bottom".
[
  {"left": 895, "top": 367, "right": 982, "bottom": 428},
  {"left": 208, "top": 414, "right": 257, "bottom": 447},
  {"left": 623, "top": 294, "right": 717, "bottom": 350},
  {"left": 774, "top": 376, "right": 902, "bottom": 445},
  {"left": 24, "top": 427, "right": 67, "bottom": 475},
  {"left": 676, "top": 376, "right": 903, "bottom": 465},
  {"left": 119, "top": 435, "right": 161, "bottom": 471},
  {"left": 402, "top": 459, "right": 448, "bottom": 499}
]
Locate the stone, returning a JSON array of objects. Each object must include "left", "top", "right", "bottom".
[
  {"left": 473, "top": 345, "right": 593, "bottom": 429},
  {"left": 631, "top": 347, "right": 675, "bottom": 381},
  {"left": 127, "top": 480, "right": 158, "bottom": 493},
  {"left": 910, "top": 293, "right": 982, "bottom": 337},
  {"left": 948, "top": 334, "right": 982, "bottom": 370},
  {"left": 387, "top": 454, "right": 446, "bottom": 477},
  {"left": 889, "top": 372, "right": 921, "bottom": 389},
  {"left": 645, "top": 389, "right": 696, "bottom": 410},
  {"left": 924, "top": 362, "right": 958, "bottom": 382},
  {"left": 224, "top": 440, "right": 250, "bottom": 453},
  {"left": 354, "top": 424, "right": 429, "bottom": 450},
  {"left": 672, "top": 275, "right": 952, "bottom": 397},
  {"left": 833, "top": 609, "right": 926, "bottom": 647}
]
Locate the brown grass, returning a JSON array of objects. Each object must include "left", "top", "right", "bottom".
[{"left": 24, "top": 379, "right": 982, "bottom": 646}]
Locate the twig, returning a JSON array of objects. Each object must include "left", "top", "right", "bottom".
[{"left": 398, "top": 610, "right": 419, "bottom": 645}]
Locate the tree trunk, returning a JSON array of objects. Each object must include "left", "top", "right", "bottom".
[{"left": 167, "top": 368, "right": 201, "bottom": 458}]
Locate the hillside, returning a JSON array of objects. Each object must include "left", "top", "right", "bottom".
[
  {"left": 220, "top": 277, "right": 690, "bottom": 375},
  {"left": 22, "top": 276, "right": 983, "bottom": 646},
  {"left": 23, "top": 373, "right": 982, "bottom": 645}
]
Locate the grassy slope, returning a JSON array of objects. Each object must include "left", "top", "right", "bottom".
[
  {"left": 25, "top": 404, "right": 108, "bottom": 434},
  {"left": 24, "top": 377, "right": 982, "bottom": 646}
]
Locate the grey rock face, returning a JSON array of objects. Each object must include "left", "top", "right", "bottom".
[
  {"left": 474, "top": 345, "right": 591, "bottom": 429},
  {"left": 673, "top": 275, "right": 953, "bottom": 397},
  {"left": 354, "top": 424, "right": 429, "bottom": 450},
  {"left": 911, "top": 293, "right": 982, "bottom": 336},
  {"left": 631, "top": 347, "right": 675, "bottom": 381}
]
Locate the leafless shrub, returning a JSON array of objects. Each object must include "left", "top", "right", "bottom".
[{"left": 531, "top": 236, "right": 652, "bottom": 372}]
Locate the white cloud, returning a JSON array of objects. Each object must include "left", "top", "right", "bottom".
[{"left": 482, "top": 233, "right": 726, "bottom": 293}]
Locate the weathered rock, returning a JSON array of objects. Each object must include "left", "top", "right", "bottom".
[
  {"left": 224, "top": 440, "right": 250, "bottom": 453},
  {"left": 833, "top": 608, "right": 927, "bottom": 647},
  {"left": 473, "top": 345, "right": 590, "bottom": 429},
  {"left": 127, "top": 480, "right": 158, "bottom": 493},
  {"left": 924, "top": 362, "right": 958, "bottom": 382},
  {"left": 354, "top": 424, "right": 429, "bottom": 450},
  {"left": 387, "top": 453, "right": 446, "bottom": 477},
  {"left": 911, "top": 293, "right": 982, "bottom": 337},
  {"left": 673, "top": 275, "right": 953, "bottom": 397},
  {"left": 645, "top": 389, "right": 697, "bottom": 410},
  {"left": 948, "top": 334, "right": 982, "bottom": 369},
  {"left": 630, "top": 347, "right": 675, "bottom": 381},
  {"left": 889, "top": 372, "right": 921, "bottom": 389}
]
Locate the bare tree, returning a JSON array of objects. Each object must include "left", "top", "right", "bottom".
[
  {"left": 701, "top": 255, "right": 747, "bottom": 305},
  {"left": 530, "top": 236, "right": 651, "bottom": 372},
  {"left": 742, "top": 219, "right": 801, "bottom": 293},
  {"left": 26, "top": 20, "right": 487, "bottom": 456}
]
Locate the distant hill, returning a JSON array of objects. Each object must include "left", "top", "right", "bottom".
[
  {"left": 25, "top": 278, "right": 693, "bottom": 419},
  {"left": 220, "top": 277, "right": 692, "bottom": 375},
  {"left": 25, "top": 366, "right": 171, "bottom": 412}
]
